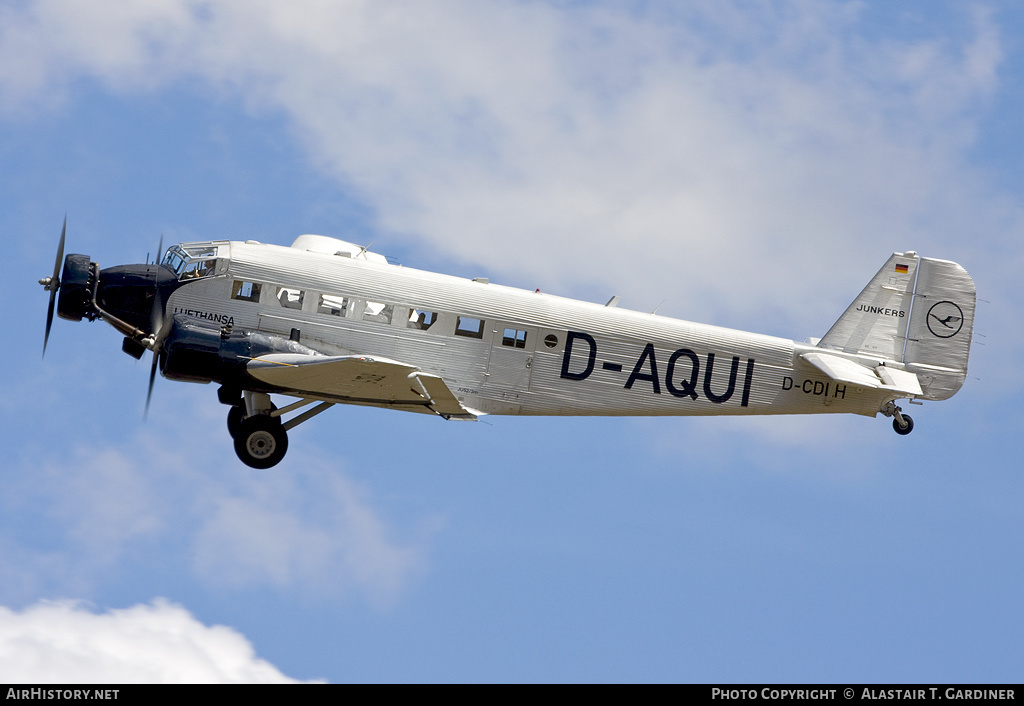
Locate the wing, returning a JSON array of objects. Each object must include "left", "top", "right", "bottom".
[
  {"left": 800, "top": 352, "right": 922, "bottom": 397},
  {"left": 246, "top": 353, "right": 478, "bottom": 419}
]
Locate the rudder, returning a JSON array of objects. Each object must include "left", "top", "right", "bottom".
[{"left": 903, "top": 257, "right": 976, "bottom": 400}]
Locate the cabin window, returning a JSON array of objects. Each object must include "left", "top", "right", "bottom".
[
  {"left": 543, "top": 334, "right": 558, "bottom": 348},
  {"left": 363, "top": 301, "right": 393, "bottom": 324},
  {"left": 455, "top": 316, "right": 485, "bottom": 339},
  {"left": 317, "top": 294, "right": 348, "bottom": 317},
  {"left": 407, "top": 309, "right": 438, "bottom": 331},
  {"left": 276, "top": 286, "right": 304, "bottom": 310},
  {"left": 231, "top": 280, "right": 262, "bottom": 303},
  {"left": 502, "top": 328, "right": 527, "bottom": 349}
]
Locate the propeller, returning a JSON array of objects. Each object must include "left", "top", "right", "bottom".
[
  {"left": 145, "top": 346, "right": 160, "bottom": 419},
  {"left": 40, "top": 216, "right": 67, "bottom": 357},
  {"left": 144, "top": 235, "right": 167, "bottom": 419}
]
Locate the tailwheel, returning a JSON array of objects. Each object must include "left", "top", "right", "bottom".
[
  {"left": 234, "top": 414, "right": 288, "bottom": 469},
  {"left": 882, "top": 402, "right": 915, "bottom": 436},
  {"left": 893, "top": 413, "right": 914, "bottom": 436}
]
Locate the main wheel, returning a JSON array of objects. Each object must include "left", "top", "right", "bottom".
[
  {"left": 234, "top": 415, "right": 288, "bottom": 469},
  {"left": 893, "top": 414, "right": 914, "bottom": 436}
]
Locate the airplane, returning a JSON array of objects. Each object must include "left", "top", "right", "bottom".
[{"left": 39, "top": 219, "right": 976, "bottom": 469}]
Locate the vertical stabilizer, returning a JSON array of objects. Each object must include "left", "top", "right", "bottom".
[
  {"left": 818, "top": 252, "right": 919, "bottom": 359},
  {"left": 903, "top": 257, "right": 976, "bottom": 400}
]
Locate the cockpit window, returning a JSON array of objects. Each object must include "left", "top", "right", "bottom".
[
  {"left": 162, "top": 248, "right": 186, "bottom": 274},
  {"left": 162, "top": 245, "right": 220, "bottom": 281},
  {"left": 180, "top": 259, "right": 215, "bottom": 279},
  {"left": 184, "top": 245, "right": 217, "bottom": 259}
]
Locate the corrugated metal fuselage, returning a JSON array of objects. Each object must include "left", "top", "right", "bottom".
[{"left": 166, "top": 240, "right": 894, "bottom": 419}]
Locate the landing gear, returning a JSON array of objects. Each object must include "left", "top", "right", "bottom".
[
  {"left": 233, "top": 414, "right": 288, "bottom": 469},
  {"left": 224, "top": 391, "right": 335, "bottom": 469},
  {"left": 229, "top": 391, "right": 288, "bottom": 468},
  {"left": 882, "top": 402, "right": 914, "bottom": 436},
  {"left": 892, "top": 413, "right": 914, "bottom": 436}
]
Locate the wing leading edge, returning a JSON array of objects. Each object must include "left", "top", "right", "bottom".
[{"left": 246, "top": 354, "right": 478, "bottom": 419}]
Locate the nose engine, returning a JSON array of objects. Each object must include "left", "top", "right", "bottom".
[
  {"left": 40, "top": 220, "right": 188, "bottom": 416},
  {"left": 44, "top": 252, "right": 177, "bottom": 340},
  {"left": 55, "top": 253, "right": 97, "bottom": 322},
  {"left": 40, "top": 218, "right": 186, "bottom": 353}
]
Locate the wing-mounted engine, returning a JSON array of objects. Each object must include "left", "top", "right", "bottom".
[{"left": 159, "top": 314, "right": 324, "bottom": 387}]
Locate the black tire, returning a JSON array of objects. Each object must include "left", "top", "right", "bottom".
[
  {"left": 228, "top": 402, "right": 278, "bottom": 439},
  {"left": 227, "top": 405, "right": 245, "bottom": 439},
  {"left": 893, "top": 414, "right": 914, "bottom": 436},
  {"left": 234, "top": 415, "right": 288, "bottom": 469}
]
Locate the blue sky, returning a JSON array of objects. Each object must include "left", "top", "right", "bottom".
[{"left": 1, "top": 0, "right": 1022, "bottom": 683}]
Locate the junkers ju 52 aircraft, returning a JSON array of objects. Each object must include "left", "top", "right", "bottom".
[{"left": 40, "top": 219, "right": 976, "bottom": 468}]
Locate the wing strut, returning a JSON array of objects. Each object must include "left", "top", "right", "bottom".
[{"left": 268, "top": 398, "right": 335, "bottom": 431}]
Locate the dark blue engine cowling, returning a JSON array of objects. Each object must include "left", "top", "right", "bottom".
[
  {"left": 160, "top": 315, "right": 322, "bottom": 388},
  {"left": 57, "top": 254, "right": 96, "bottom": 321},
  {"left": 57, "top": 255, "right": 187, "bottom": 332},
  {"left": 97, "top": 263, "right": 182, "bottom": 332}
]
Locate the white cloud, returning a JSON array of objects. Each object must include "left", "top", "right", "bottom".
[
  {"left": 4, "top": 0, "right": 1020, "bottom": 396},
  {"left": 0, "top": 598, "right": 315, "bottom": 683},
  {"left": 2, "top": 1, "right": 1017, "bottom": 333}
]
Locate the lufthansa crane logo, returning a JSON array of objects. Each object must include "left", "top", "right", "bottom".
[{"left": 926, "top": 301, "right": 964, "bottom": 338}]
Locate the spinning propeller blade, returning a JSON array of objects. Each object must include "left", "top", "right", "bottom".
[
  {"left": 144, "top": 235, "right": 167, "bottom": 420},
  {"left": 41, "top": 216, "right": 66, "bottom": 357},
  {"left": 145, "top": 351, "right": 159, "bottom": 420}
]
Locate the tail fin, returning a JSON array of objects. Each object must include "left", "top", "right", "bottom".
[
  {"left": 818, "top": 252, "right": 920, "bottom": 360},
  {"left": 819, "top": 252, "right": 975, "bottom": 401}
]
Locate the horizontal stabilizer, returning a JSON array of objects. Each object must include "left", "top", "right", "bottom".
[
  {"left": 801, "top": 352, "right": 922, "bottom": 397},
  {"left": 247, "top": 354, "right": 477, "bottom": 419}
]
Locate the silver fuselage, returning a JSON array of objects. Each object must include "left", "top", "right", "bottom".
[{"left": 166, "top": 238, "right": 897, "bottom": 419}]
